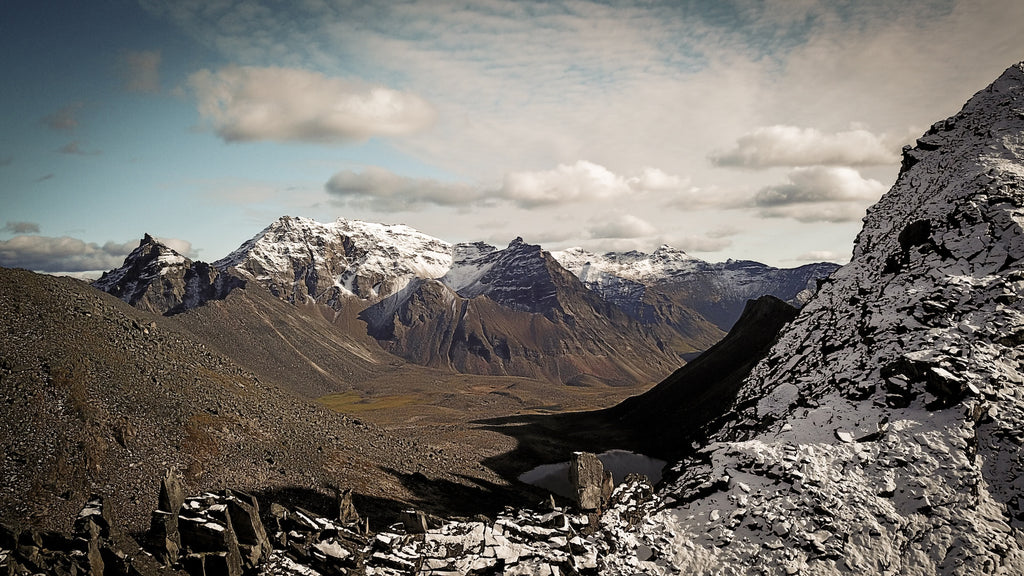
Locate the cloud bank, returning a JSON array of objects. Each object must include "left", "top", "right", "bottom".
[
  {"left": 188, "top": 66, "right": 437, "bottom": 144},
  {"left": 0, "top": 236, "right": 135, "bottom": 272},
  {"left": 711, "top": 125, "right": 900, "bottom": 168}
]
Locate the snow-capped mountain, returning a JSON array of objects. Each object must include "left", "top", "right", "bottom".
[
  {"left": 593, "top": 61, "right": 1024, "bottom": 575},
  {"left": 360, "top": 237, "right": 702, "bottom": 384},
  {"left": 553, "top": 245, "right": 839, "bottom": 331},
  {"left": 94, "top": 217, "right": 834, "bottom": 384},
  {"left": 92, "top": 234, "right": 240, "bottom": 315},
  {"left": 214, "top": 216, "right": 453, "bottom": 307}
]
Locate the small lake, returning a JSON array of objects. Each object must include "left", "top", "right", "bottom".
[{"left": 517, "top": 450, "right": 667, "bottom": 499}]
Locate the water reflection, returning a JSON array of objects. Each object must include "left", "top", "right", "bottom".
[{"left": 517, "top": 450, "right": 667, "bottom": 499}]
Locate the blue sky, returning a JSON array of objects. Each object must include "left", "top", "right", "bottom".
[{"left": 1, "top": 0, "right": 1021, "bottom": 274}]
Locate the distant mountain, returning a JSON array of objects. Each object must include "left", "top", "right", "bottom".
[
  {"left": 93, "top": 218, "right": 834, "bottom": 385},
  {"left": 92, "top": 234, "right": 241, "bottom": 315},
  {"left": 360, "top": 237, "right": 706, "bottom": 384},
  {"left": 552, "top": 245, "right": 838, "bottom": 331}
]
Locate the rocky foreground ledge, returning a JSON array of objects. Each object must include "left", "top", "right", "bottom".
[{"left": 0, "top": 453, "right": 655, "bottom": 575}]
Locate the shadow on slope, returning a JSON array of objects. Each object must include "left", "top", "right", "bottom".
[{"left": 473, "top": 296, "right": 799, "bottom": 481}]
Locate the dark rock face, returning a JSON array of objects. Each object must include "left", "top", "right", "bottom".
[{"left": 93, "top": 235, "right": 243, "bottom": 315}]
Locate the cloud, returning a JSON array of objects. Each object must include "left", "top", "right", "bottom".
[
  {"left": 754, "top": 166, "right": 886, "bottom": 206},
  {"left": 0, "top": 236, "right": 135, "bottom": 273},
  {"left": 711, "top": 125, "right": 900, "bottom": 168},
  {"left": 118, "top": 50, "right": 161, "bottom": 93},
  {"left": 42, "top": 102, "right": 84, "bottom": 132},
  {"left": 3, "top": 221, "right": 40, "bottom": 234},
  {"left": 752, "top": 166, "right": 886, "bottom": 223},
  {"left": 0, "top": 157, "right": 12, "bottom": 167},
  {"left": 667, "top": 234, "right": 733, "bottom": 253},
  {"left": 587, "top": 214, "right": 657, "bottom": 239},
  {"left": 58, "top": 141, "right": 101, "bottom": 156},
  {"left": 499, "top": 161, "right": 688, "bottom": 208},
  {"left": 326, "top": 161, "right": 691, "bottom": 211},
  {"left": 157, "top": 237, "right": 195, "bottom": 258},
  {"left": 325, "top": 167, "right": 479, "bottom": 210},
  {"left": 793, "top": 250, "right": 847, "bottom": 263},
  {"left": 188, "top": 66, "right": 437, "bottom": 143}
]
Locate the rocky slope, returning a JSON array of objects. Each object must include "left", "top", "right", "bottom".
[
  {"left": 591, "top": 61, "right": 1024, "bottom": 575},
  {"left": 0, "top": 268, "right": 515, "bottom": 534},
  {"left": 553, "top": 245, "right": 838, "bottom": 331}
]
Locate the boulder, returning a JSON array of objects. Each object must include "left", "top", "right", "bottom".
[{"left": 569, "top": 452, "right": 606, "bottom": 511}]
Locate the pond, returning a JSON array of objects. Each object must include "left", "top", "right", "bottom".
[{"left": 517, "top": 450, "right": 667, "bottom": 499}]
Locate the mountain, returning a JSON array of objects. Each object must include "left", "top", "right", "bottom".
[
  {"left": 93, "top": 217, "right": 834, "bottom": 386},
  {"left": 92, "top": 234, "right": 241, "bottom": 315},
  {"left": 552, "top": 244, "right": 839, "bottom": 331},
  {"left": 360, "top": 237, "right": 707, "bottom": 384},
  {"left": 214, "top": 216, "right": 452, "bottom": 307},
  {"left": 0, "top": 267, "right": 511, "bottom": 533},
  {"left": 592, "top": 61, "right": 1024, "bottom": 574}
]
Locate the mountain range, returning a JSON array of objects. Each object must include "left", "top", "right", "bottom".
[{"left": 92, "top": 217, "right": 837, "bottom": 386}]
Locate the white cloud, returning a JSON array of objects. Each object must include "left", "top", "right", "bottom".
[
  {"left": 325, "top": 167, "right": 479, "bottom": 211},
  {"left": 587, "top": 214, "right": 657, "bottom": 239},
  {"left": 711, "top": 125, "right": 899, "bottom": 168},
  {"left": 793, "top": 250, "right": 847, "bottom": 263},
  {"left": 754, "top": 166, "right": 886, "bottom": 206},
  {"left": 0, "top": 236, "right": 135, "bottom": 272},
  {"left": 325, "top": 161, "right": 690, "bottom": 211},
  {"left": 188, "top": 66, "right": 437, "bottom": 143},
  {"left": 753, "top": 166, "right": 886, "bottom": 223},
  {"left": 119, "top": 50, "right": 161, "bottom": 93},
  {"left": 157, "top": 237, "right": 196, "bottom": 258},
  {"left": 499, "top": 161, "right": 688, "bottom": 208}
]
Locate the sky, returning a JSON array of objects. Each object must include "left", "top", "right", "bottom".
[{"left": 1, "top": 0, "right": 1021, "bottom": 275}]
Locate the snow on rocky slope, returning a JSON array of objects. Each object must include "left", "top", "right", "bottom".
[
  {"left": 593, "top": 61, "right": 1024, "bottom": 575},
  {"left": 214, "top": 216, "right": 454, "bottom": 307}
]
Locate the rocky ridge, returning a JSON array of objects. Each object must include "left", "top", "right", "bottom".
[
  {"left": 93, "top": 234, "right": 241, "bottom": 315},
  {"left": 589, "top": 61, "right": 1024, "bottom": 575}
]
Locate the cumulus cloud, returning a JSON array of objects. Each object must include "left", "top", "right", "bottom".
[
  {"left": 711, "top": 125, "right": 900, "bottom": 168},
  {"left": 499, "top": 161, "right": 688, "bottom": 208},
  {"left": 3, "top": 221, "right": 40, "bottom": 234},
  {"left": 188, "top": 66, "right": 437, "bottom": 143},
  {"left": 157, "top": 237, "right": 195, "bottom": 258},
  {"left": 754, "top": 166, "right": 886, "bottom": 207},
  {"left": 325, "top": 167, "right": 479, "bottom": 210},
  {"left": 118, "top": 50, "right": 161, "bottom": 93},
  {"left": 325, "top": 161, "right": 691, "bottom": 211},
  {"left": 42, "top": 102, "right": 84, "bottom": 132},
  {"left": 753, "top": 166, "right": 886, "bottom": 223},
  {"left": 587, "top": 214, "right": 657, "bottom": 239},
  {"left": 0, "top": 236, "right": 135, "bottom": 272}
]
